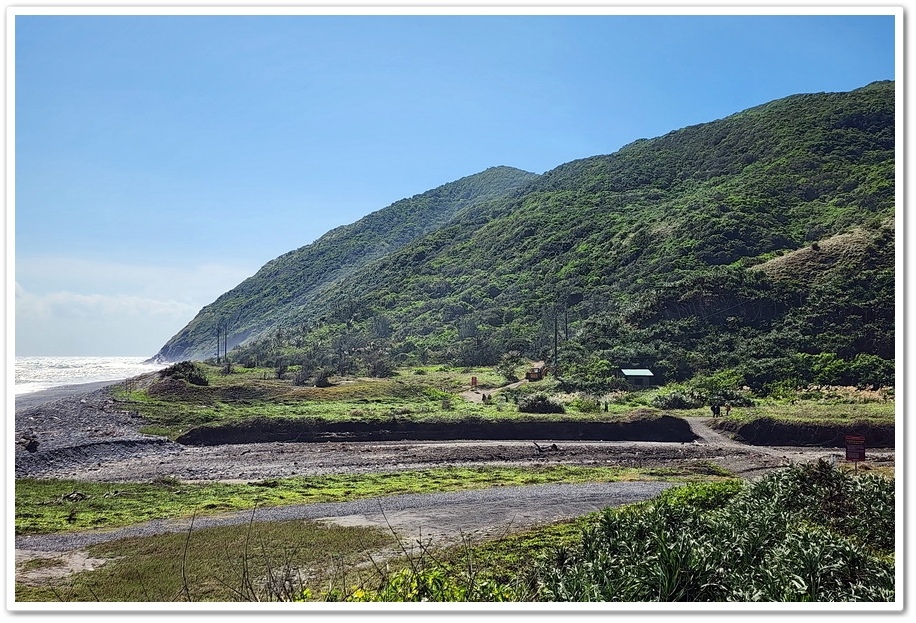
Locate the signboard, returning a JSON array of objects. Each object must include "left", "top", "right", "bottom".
[{"left": 845, "top": 435, "right": 866, "bottom": 462}]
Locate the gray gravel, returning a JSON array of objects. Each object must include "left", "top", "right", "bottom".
[
  {"left": 16, "top": 480, "right": 677, "bottom": 554},
  {"left": 15, "top": 381, "right": 123, "bottom": 412},
  {"left": 15, "top": 381, "right": 185, "bottom": 479}
]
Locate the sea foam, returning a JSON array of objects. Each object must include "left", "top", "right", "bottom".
[{"left": 13, "top": 356, "right": 167, "bottom": 395}]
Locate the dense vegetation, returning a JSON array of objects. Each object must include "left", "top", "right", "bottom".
[
  {"left": 537, "top": 461, "right": 894, "bottom": 602},
  {"left": 156, "top": 81, "right": 895, "bottom": 396},
  {"left": 343, "top": 461, "right": 894, "bottom": 602},
  {"left": 153, "top": 166, "right": 539, "bottom": 361}
]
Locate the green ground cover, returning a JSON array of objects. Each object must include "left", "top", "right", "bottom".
[
  {"left": 16, "top": 519, "right": 394, "bottom": 602},
  {"left": 18, "top": 462, "right": 895, "bottom": 603},
  {"left": 116, "top": 362, "right": 894, "bottom": 444},
  {"left": 339, "top": 462, "right": 895, "bottom": 603},
  {"left": 15, "top": 463, "right": 729, "bottom": 536},
  {"left": 117, "top": 364, "right": 660, "bottom": 439}
]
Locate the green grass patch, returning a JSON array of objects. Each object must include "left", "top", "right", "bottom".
[
  {"left": 717, "top": 400, "right": 894, "bottom": 426},
  {"left": 649, "top": 397, "right": 894, "bottom": 427},
  {"left": 113, "top": 366, "right": 519, "bottom": 438},
  {"left": 16, "top": 519, "right": 394, "bottom": 602},
  {"left": 16, "top": 464, "right": 731, "bottom": 536},
  {"left": 119, "top": 365, "right": 893, "bottom": 441}
]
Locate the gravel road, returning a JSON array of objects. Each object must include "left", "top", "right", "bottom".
[{"left": 16, "top": 480, "right": 676, "bottom": 554}]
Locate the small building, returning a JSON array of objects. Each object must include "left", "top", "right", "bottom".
[{"left": 620, "top": 368, "right": 657, "bottom": 389}]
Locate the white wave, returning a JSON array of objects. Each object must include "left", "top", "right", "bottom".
[{"left": 13, "top": 356, "right": 167, "bottom": 395}]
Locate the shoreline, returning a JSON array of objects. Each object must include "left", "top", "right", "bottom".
[{"left": 14, "top": 379, "right": 125, "bottom": 413}]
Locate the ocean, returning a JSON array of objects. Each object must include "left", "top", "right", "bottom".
[{"left": 13, "top": 356, "right": 168, "bottom": 395}]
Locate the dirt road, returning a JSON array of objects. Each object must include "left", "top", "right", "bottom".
[{"left": 16, "top": 480, "right": 677, "bottom": 558}]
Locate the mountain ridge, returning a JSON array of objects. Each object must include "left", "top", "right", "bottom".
[
  {"left": 153, "top": 165, "right": 539, "bottom": 361},
  {"left": 155, "top": 81, "right": 894, "bottom": 391}
]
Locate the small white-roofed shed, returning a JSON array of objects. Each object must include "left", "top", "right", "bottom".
[{"left": 620, "top": 368, "right": 657, "bottom": 388}]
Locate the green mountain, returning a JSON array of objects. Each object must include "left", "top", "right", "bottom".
[
  {"left": 153, "top": 165, "right": 540, "bottom": 361},
  {"left": 157, "top": 81, "right": 895, "bottom": 392}
]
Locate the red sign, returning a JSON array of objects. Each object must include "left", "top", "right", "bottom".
[
  {"left": 845, "top": 435, "right": 866, "bottom": 461},
  {"left": 471, "top": 376, "right": 478, "bottom": 387}
]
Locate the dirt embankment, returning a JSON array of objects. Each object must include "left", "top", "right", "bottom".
[
  {"left": 711, "top": 417, "right": 895, "bottom": 448},
  {"left": 174, "top": 414, "right": 697, "bottom": 446}
]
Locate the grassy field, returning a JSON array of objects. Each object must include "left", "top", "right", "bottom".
[
  {"left": 15, "top": 463, "right": 731, "bottom": 536},
  {"left": 120, "top": 363, "right": 895, "bottom": 442},
  {"left": 16, "top": 518, "right": 396, "bottom": 602},
  {"left": 15, "top": 463, "right": 733, "bottom": 603},
  {"left": 117, "top": 363, "right": 660, "bottom": 438},
  {"left": 18, "top": 462, "right": 894, "bottom": 603}
]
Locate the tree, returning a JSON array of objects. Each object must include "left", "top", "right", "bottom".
[{"left": 495, "top": 351, "right": 524, "bottom": 383}]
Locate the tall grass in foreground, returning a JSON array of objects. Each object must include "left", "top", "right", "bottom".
[{"left": 343, "top": 460, "right": 894, "bottom": 602}]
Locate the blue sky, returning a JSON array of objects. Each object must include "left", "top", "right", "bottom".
[{"left": 11, "top": 9, "right": 898, "bottom": 356}]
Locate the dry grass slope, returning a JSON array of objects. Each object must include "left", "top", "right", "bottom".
[{"left": 751, "top": 218, "right": 893, "bottom": 286}]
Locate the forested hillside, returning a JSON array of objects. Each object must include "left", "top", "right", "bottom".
[
  {"left": 159, "top": 81, "right": 895, "bottom": 393},
  {"left": 153, "top": 166, "right": 539, "bottom": 361}
]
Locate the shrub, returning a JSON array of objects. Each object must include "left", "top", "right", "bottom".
[
  {"left": 569, "top": 397, "right": 602, "bottom": 413},
  {"left": 518, "top": 393, "right": 566, "bottom": 414},
  {"left": 655, "top": 480, "right": 745, "bottom": 511},
  {"left": 292, "top": 369, "right": 311, "bottom": 386},
  {"left": 495, "top": 351, "right": 524, "bottom": 383},
  {"left": 651, "top": 390, "right": 704, "bottom": 410},
  {"left": 536, "top": 460, "right": 895, "bottom": 602},
  {"left": 160, "top": 361, "right": 209, "bottom": 386},
  {"left": 345, "top": 566, "right": 518, "bottom": 602},
  {"left": 314, "top": 368, "right": 333, "bottom": 387}
]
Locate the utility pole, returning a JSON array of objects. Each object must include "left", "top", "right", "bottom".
[
  {"left": 222, "top": 319, "right": 229, "bottom": 363},
  {"left": 553, "top": 302, "right": 560, "bottom": 378}
]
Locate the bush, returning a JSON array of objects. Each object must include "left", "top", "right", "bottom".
[
  {"left": 655, "top": 480, "right": 745, "bottom": 511},
  {"left": 518, "top": 393, "right": 566, "bottom": 414},
  {"left": 314, "top": 368, "right": 333, "bottom": 387},
  {"left": 292, "top": 369, "right": 310, "bottom": 386},
  {"left": 344, "top": 566, "right": 518, "bottom": 602},
  {"left": 537, "top": 460, "right": 895, "bottom": 602},
  {"left": 160, "top": 361, "right": 209, "bottom": 386},
  {"left": 651, "top": 390, "right": 705, "bottom": 410},
  {"left": 569, "top": 397, "right": 602, "bottom": 413},
  {"left": 495, "top": 351, "right": 524, "bottom": 383}
]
